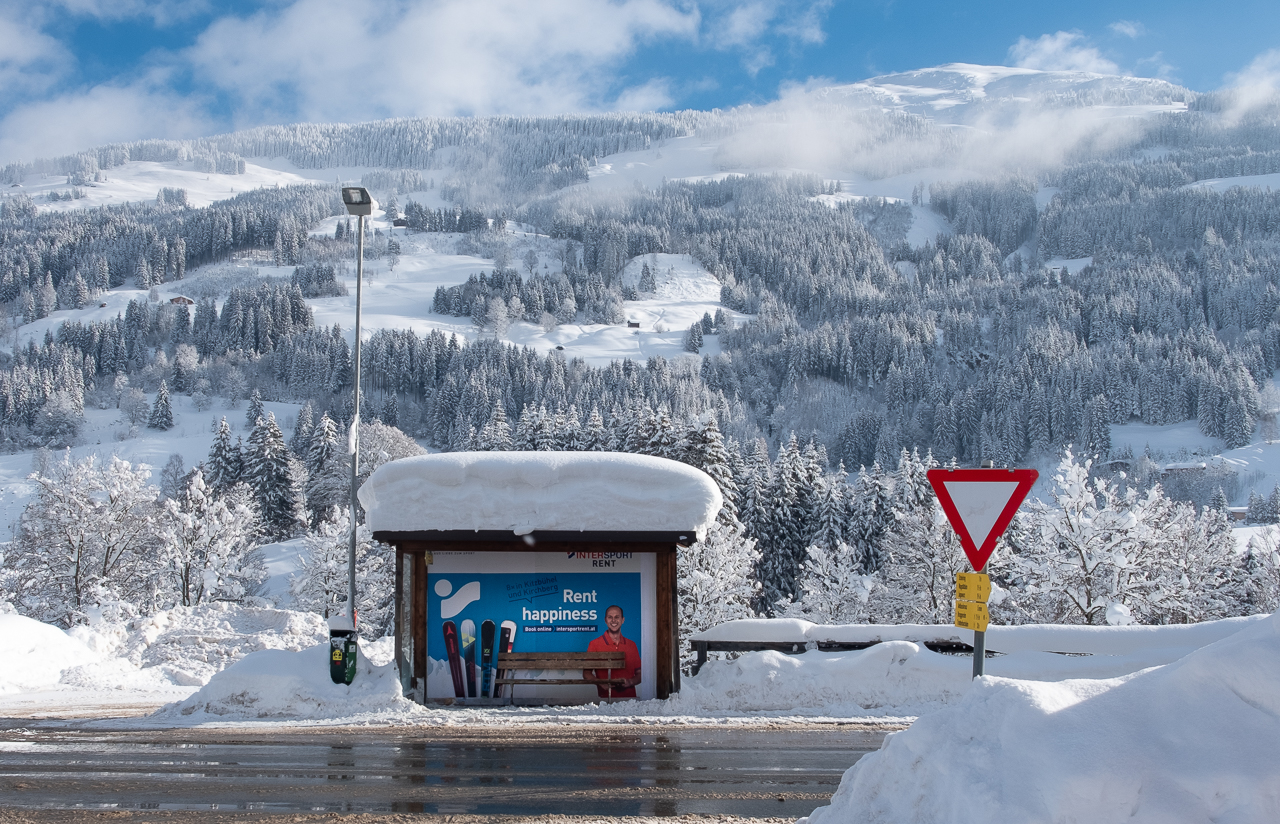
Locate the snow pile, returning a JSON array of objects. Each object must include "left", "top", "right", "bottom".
[
  {"left": 162, "top": 641, "right": 414, "bottom": 721},
  {"left": 0, "top": 614, "right": 100, "bottom": 694},
  {"left": 360, "top": 451, "right": 722, "bottom": 538},
  {"left": 63, "top": 603, "right": 328, "bottom": 689},
  {"left": 694, "top": 616, "right": 1262, "bottom": 654},
  {"left": 674, "top": 643, "right": 970, "bottom": 714},
  {"left": 803, "top": 612, "right": 1280, "bottom": 824}
]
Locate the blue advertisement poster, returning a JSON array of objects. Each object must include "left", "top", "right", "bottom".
[{"left": 426, "top": 559, "right": 647, "bottom": 701}]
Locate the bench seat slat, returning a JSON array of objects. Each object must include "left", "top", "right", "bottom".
[{"left": 493, "top": 678, "right": 627, "bottom": 686}]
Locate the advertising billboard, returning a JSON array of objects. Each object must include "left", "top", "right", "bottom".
[{"left": 426, "top": 550, "right": 656, "bottom": 702}]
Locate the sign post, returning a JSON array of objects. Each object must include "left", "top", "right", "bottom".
[{"left": 927, "top": 465, "right": 1038, "bottom": 678}]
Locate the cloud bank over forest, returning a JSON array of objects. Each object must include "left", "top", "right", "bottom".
[{"left": 0, "top": 1, "right": 1278, "bottom": 165}]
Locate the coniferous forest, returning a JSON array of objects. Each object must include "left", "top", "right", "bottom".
[{"left": 3, "top": 85, "right": 1280, "bottom": 645}]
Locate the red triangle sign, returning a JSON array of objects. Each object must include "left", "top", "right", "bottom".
[{"left": 927, "top": 468, "right": 1039, "bottom": 571}]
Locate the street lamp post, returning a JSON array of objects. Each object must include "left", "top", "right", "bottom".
[{"left": 340, "top": 187, "right": 374, "bottom": 638}]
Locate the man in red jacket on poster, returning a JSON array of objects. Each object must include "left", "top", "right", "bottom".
[{"left": 585, "top": 604, "right": 641, "bottom": 699}]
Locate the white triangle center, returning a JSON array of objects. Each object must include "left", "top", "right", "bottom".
[{"left": 942, "top": 480, "right": 1020, "bottom": 549}]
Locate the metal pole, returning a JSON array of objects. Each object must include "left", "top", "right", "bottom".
[
  {"left": 972, "top": 623, "right": 986, "bottom": 679},
  {"left": 349, "top": 213, "right": 364, "bottom": 626}
]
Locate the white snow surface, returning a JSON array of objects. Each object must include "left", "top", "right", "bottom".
[
  {"left": 161, "top": 640, "right": 410, "bottom": 721},
  {"left": 360, "top": 451, "right": 721, "bottom": 538},
  {"left": 802, "top": 611, "right": 1280, "bottom": 824},
  {"left": 1, "top": 613, "right": 100, "bottom": 693},
  {"left": 1, "top": 604, "right": 1262, "bottom": 725},
  {"left": 694, "top": 616, "right": 1262, "bottom": 655}
]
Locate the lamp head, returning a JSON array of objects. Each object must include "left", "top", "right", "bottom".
[{"left": 341, "top": 186, "right": 375, "bottom": 216}]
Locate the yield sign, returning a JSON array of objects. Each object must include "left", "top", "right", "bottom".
[{"left": 928, "top": 468, "right": 1038, "bottom": 571}]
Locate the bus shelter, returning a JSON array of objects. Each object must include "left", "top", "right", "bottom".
[{"left": 359, "top": 451, "right": 721, "bottom": 704}]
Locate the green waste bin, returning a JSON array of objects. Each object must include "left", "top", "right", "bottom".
[{"left": 328, "top": 616, "right": 358, "bottom": 685}]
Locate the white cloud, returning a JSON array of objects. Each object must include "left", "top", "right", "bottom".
[
  {"left": 0, "top": 81, "right": 213, "bottom": 163},
  {"left": 1108, "top": 20, "right": 1145, "bottom": 39},
  {"left": 186, "top": 0, "right": 701, "bottom": 123},
  {"left": 1008, "top": 31, "right": 1120, "bottom": 75},
  {"left": 1222, "top": 49, "right": 1280, "bottom": 123},
  {"left": 0, "top": 11, "right": 71, "bottom": 100},
  {"left": 614, "top": 78, "right": 675, "bottom": 111},
  {"left": 710, "top": 1, "right": 776, "bottom": 48},
  {"left": 777, "top": 0, "right": 832, "bottom": 45}
]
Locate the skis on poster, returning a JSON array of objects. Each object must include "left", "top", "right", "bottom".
[
  {"left": 460, "top": 618, "right": 477, "bottom": 698},
  {"left": 494, "top": 620, "right": 515, "bottom": 699},
  {"left": 442, "top": 620, "right": 465, "bottom": 698},
  {"left": 480, "top": 620, "right": 495, "bottom": 698}
]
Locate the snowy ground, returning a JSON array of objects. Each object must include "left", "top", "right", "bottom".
[
  {"left": 802, "top": 611, "right": 1280, "bottom": 824},
  {"left": 4, "top": 603, "right": 1268, "bottom": 730}
]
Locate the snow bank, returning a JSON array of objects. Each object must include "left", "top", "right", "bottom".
[
  {"left": 1, "top": 614, "right": 100, "bottom": 693},
  {"left": 674, "top": 643, "right": 971, "bottom": 715},
  {"left": 360, "top": 451, "right": 721, "bottom": 538},
  {"left": 802, "top": 612, "right": 1280, "bottom": 824},
  {"left": 693, "top": 615, "right": 1263, "bottom": 655},
  {"left": 65, "top": 602, "right": 328, "bottom": 687},
  {"left": 162, "top": 642, "right": 413, "bottom": 721}
]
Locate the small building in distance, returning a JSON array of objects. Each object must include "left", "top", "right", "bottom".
[{"left": 169, "top": 295, "right": 195, "bottom": 305}]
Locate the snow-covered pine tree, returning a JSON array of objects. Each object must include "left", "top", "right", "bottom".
[
  {"left": 147, "top": 380, "right": 174, "bottom": 430},
  {"left": 305, "top": 412, "right": 346, "bottom": 525},
  {"left": 206, "top": 418, "right": 243, "bottom": 494},
  {"left": 289, "top": 402, "right": 314, "bottom": 456},
  {"left": 846, "top": 462, "right": 892, "bottom": 574},
  {"left": 809, "top": 463, "right": 847, "bottom": 550},
  {"left": 245, "top": 412, "right": 307, "bottom": 540},
  {"left": 684, "top": 412, "right": 740, "bottom": 527},
  {"left": 581, "top": 406, "right": 608, "bottom": 451},
  {"left": 245, "top": 389, "right": 265, "bottom": 430},
  {"left": 476, "top": 405, "right": 513, "bottom": 450}
]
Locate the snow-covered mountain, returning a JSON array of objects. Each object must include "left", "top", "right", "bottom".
[{"left": 812, "top": 63, "right": 1192, "bottom": 124}]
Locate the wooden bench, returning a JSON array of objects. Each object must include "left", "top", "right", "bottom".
[{"left": 494, "top": 650, "right": 628, "bottom": 692}]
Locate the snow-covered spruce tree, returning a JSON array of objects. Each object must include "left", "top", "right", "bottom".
[
  {"left": 683, "top": 412, "right": 741, "bottom": 528},
  {"left": 1242, "top": 528, "right": 1280, "bottom": 614},
  {"left": 7, "top": 454, "right": 161, "bottom": 626},
  {"left": 244, "top": 412, "right": 307, "bottom": 540},
  {"left": 678, "top": 522, "right": 760, "bottom": 668},
  {"left": 476, "top": 405, "right": 513, "bottom": 450},
  {"left": 245, "top": 389, "right": 265, "bottom": 430},
  {"left": 305, "top": 412, "right": 346, "bottom": 525},
  {"left": 683, "top": 322, "right": 703, "bottom": 353},
  {"left": 161, "top": 468, "right": 265, "bottom": 606},
  {"left": 289, "top": 402, "right": 314, "bottom": 456},
  {"left": 147, "top": 380, "right": 174, "bottom": 430},
  {"left": 292, "top": 508, "right": 395, "bottom": 639},
  {"left": 206, "top": 418, "right": 243, "bottom": 494},
  {"left": 846, "top": 462, "right": 893, "bottom": 574}
]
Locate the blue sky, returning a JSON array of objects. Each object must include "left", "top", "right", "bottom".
[{"left": 1, "top": 0, "right": 1277, "bottom": 165}]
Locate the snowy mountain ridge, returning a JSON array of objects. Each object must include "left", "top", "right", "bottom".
[{"left": 813, "top": 63, "right": 1192, "bottom": 124}]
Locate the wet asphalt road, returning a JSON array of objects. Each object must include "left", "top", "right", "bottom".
[{"left": 0, "top": 724, "right": 892, "bottom": 818}]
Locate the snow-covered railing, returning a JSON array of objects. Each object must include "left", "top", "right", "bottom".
[{"left": 688, "top": 616, "right": 1266, "bottom": 674}]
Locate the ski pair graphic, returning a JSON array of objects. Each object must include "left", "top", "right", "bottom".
[{"left": 442, "top": 619, "right": 515, "bottom": 698}]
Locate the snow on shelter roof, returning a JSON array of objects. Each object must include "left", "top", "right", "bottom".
[{"left": 359, "top": 451, "right": 722, "bottom": 540}]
